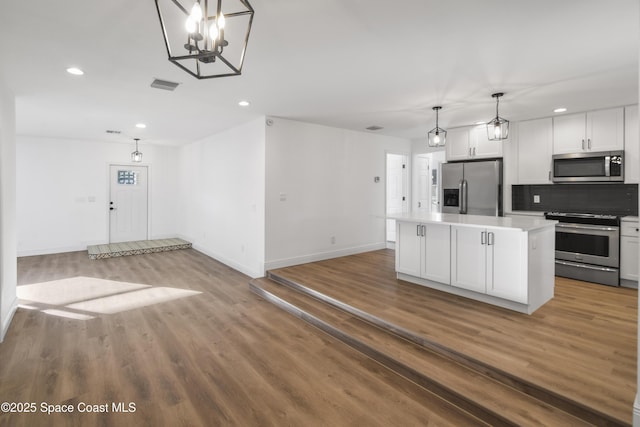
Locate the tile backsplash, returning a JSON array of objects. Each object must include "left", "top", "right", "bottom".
[{"left": 512, "top": 184, "right": 638, "bottom": 216}]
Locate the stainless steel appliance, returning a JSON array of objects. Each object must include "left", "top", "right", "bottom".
[
  {"left": 441, "top": 159, "right": 502, "bottom": 216},
  {"left": 552, "top": 150, "right": 623, "bottom": 183},
  {"left": 544, "top": 212, "right": 620, "bottom": 286}
]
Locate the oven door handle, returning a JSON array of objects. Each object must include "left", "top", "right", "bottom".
[
  {"left": 555, "top": 260, "right": 618, "bottom": 273},
  {"left": 555, "top": 223, "right": 619, "bottom": 232}
]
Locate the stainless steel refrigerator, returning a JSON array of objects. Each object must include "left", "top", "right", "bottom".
[{"left": 441, "top": 159, "right": 503, "bottom": 216}]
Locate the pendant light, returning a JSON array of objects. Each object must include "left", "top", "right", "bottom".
[
  {"left": 427, "top": 106, "right": 447, "bottom": 147},
  {"left": 131, "top": 138, "right": 143, "bottom": 163},
  {"left": 486, "top": 92, "right": 509, "bottom": 140},
  {"left": 154, "top": 0, "right": 255, "bottom": 79}
]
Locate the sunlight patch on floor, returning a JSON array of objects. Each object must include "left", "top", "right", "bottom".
[
  {"left": 17, "top": 276, "right": 201, "bottom": 320},
  {"left": 17, "top": 276, "right": 150, "bottom": 305},
  {"left": 67, "top": 287, "right": 201, "bottom": 314}
]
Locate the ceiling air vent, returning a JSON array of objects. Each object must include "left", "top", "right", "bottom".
[
  {"left": 366, "top": 125, "right": 384, "bottom": 131},
  {"left": 105, "top": 130, "right": 121, "bottom": 134},
  {"left": 150, "top": 78, "right": 180, "bottom": 91}
]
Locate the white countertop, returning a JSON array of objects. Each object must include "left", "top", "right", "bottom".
[
  {"left": 390, "top": 212, "right": 557, "bottom": 231},
  {"left": 622, "top": 216, "right": 639, "bottom": 222}
]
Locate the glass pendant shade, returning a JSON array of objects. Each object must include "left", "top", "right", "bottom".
[
  {"left": 131, "top": 138, "right": 143, "bottom": 162},
  {"left": 427, "top": 106, "right": 447, "bottom": 147},
  {"left": 486, "top": 92, "right": 509, "bottom": 141}
]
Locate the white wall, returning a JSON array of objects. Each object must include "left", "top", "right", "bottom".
[
  {"left": 178, "top": 117, "right": 266, "bottom": 278},
  {"left": 0, "top": 79, "right": 17, "bottom": 342},
  {"left": 265, "top": 118, "right": 411, "bottom": 270},
  {"left": 16, "top": 136, "right": 180, "bottom": 256}
]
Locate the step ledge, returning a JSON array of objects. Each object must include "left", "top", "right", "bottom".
[
  {"left": 264, "top": 271, "right": 625, "bottom": 427},
  {"left": 249, "top": 280, "right": 512, "bottom": 427}
]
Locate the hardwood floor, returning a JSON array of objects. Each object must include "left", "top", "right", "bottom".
[
  {"left": 1, "top": 250, "right": 484, "bottom": 427},
  {"left": 269, "top": 249, "right": 638, "bottom": 426}
]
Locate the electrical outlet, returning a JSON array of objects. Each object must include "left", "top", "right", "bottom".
[{"left": 533, "top": 195, "right": 541, "bottom": 204}]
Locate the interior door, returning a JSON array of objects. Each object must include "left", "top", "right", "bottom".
[
  {"left": 386, "top": 153, "right": 409, "bottom": 242},
  {"left": 416, "top": 155, "right": 430, "bottom": 213},
  {"left": 109, "top": 165, "right": 148, "bottom": 243}
]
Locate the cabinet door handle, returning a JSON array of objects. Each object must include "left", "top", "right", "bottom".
[
  {"left": 588, "top": 138, "right": 591, "bottom": 149},
  {"left": 488, "top": 232, "right": 495, "bottom": 246},
  {"left": 469, "top": 147, "right": 472, "bottom": 157},
  {"left": 481, "top": 231, "right": 486, "bottom": 245},
  {"left": 473, "top": 147, "right": 476, "bottom": 156},
  {"left": 422, "top": 225, "right": 426, "bottom": 237},
  {"left": 417, "top": 225, "right": 421, "bottom": 236},
  {"left": 581, "top": 139, "right": 585, "bottom": 150},
  {"left": 548, "top": 170, "right": 551, "bottom": 181}
]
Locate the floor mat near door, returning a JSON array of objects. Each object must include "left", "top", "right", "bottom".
[{"left": 87, "top": 238, "right": 192, "bottom": 259}]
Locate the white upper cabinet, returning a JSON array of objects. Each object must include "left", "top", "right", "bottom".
[
  {"left": 446, "top": 125, "right": 503, "bottom": 162},
  {"left": 517, "top": 118, "right": 553, "bottom": 184},
  {"left": 553, "top": 107, "right": 624, "bottom": 154},
  {"left": 624, "top": 105, "right": 639, "bottom": 184},
  {"left": 446, "top": 127, "right": 471, "bottom": 161},
  {"left": 470, "top": 125, "right": 504, "bottom": 159}
]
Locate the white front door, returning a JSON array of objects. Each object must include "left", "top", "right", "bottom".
[{"left": 109, "top": 165, "right": 148, "bottom": 243}]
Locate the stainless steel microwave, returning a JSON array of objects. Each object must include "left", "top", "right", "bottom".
[{"left": 552, "top": 151, "right": 624, "bottom": 183}]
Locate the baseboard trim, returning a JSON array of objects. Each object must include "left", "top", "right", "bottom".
[
  {"left": 1, "top": 297, "right": 18, "bottom": 343},
  {"left": 264, "top": 243, "right": 386, "bottom": 271},
  {"left": 190, "top": 243, "right": 263, "bottom": 279},
  {"left": 633, "top": 394, "right": 640, "bottom": 426}
]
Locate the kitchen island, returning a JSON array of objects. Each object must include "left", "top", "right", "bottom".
[{"left": 391, "top": 212, "right": 557, "bottom": 314}]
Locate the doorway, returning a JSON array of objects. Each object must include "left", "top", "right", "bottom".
[
  {"left": 109, "top": 165, "right": 148, "bottom": 243},
  {"left": 415, "top": 151, "right": 445, "bottom": 214},
  {"left": 386, "top": 153, "right": 409, "bottom": 245}
]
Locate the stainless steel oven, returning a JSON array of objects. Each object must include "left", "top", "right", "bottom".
[{"left": 545, "top": 212, "right": 620, "bottom": 286}]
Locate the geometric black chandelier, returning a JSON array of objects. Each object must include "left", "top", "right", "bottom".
[
  {"left": 486, "top": 92, "right": 509, "bottom": 141},
  {"left": 154, "top": 0, "right": 255, "bottom": 79}
]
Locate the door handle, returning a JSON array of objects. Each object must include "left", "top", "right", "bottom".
[
  {"left": 488, "top": 232, "right": 494, "bottom": 245},
  {"left": 481, "top": 231, "right": 486, "bottom": 245},
  {"left": 461, "top": 180, "right": 468, "bottom": 214},
  {"left": 110, "top": 207, "right": 116, "bottom": 211},
  {"left": 417, "top": 225, "right": 421, "bottom": 236}
]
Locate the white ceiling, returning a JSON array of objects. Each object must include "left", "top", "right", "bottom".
[{"left": 0, "top": 0, "right": 638, "bottom": 147}]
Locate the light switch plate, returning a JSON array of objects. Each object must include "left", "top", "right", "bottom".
[{"left": 533, "top": 195, "right": 541, "bottom": 204}]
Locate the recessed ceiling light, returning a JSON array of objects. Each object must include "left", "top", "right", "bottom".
[
  {"left": 135, "top": 123, "right": 147, "bottom": 129},
  {"left": 554, "top": 107, "right": 567, "bottom": 113},
  {"left": 238, "top": 100, "right": 251, "bottom": 107},
  {"left": 66, "top": 67, "right": 84, "bottom": 76}
]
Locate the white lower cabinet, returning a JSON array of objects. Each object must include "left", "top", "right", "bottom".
[
  {"left": 620, "top": 218, "right": 639, "bottom": 284},
  {"left": 396, "top": 221, "right": 450, "bottom": 284},
  {"left": 451, "top": 226, "right": 527, "bottom": 303},
  {"left": 450, "top": 226, "right": 486, "bottom": 292}
]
